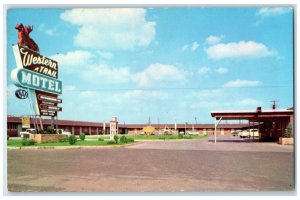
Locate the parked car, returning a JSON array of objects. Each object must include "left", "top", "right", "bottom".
[
  {"left": 187, "top": 131, "right": 199, "bottom": 135},
  {"left": 231, "top": 131, "right": 240, "bottom": 136},
  {"left": 20, "top": 128, "right": 37, "bottom": 137},
  {"left": 239, "top": 129, "right": 259, "bottom": 138},
  {"left": 55, "top": 129, "right": 71, "bottom": 135}
]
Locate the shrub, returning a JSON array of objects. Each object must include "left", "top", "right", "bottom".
[
  {"left": 107, "top": 140, "right": 115, "bottom": 145},
  {"left": 38, "top": 130, "right": 45, "bottom": 134},
  {"left": 119, "top": 136, "right": 135, "bottom": 144},
  {"left": 177, "top": 134, "right": 184, "bottom": 139},
  {"left": 21, "top": 139, "right": 28, "bottom": 146},
  {"left": 46, "top": 126, "right": 55, "bottom": 134},
  {"left": 126, "top": 138, "right": 134, "bottom": 143},
  {"left": 79, "top": 133, "right": 86, "bottom": 141},
  {"left": 98, "top": 138, "right": 104, "bottom": 141},
  {"left": 69, "top": 134, "right": 77, "bottom": 145},
  {"left": 7, "top": 135, "right": 9, "bottom": 140},
  {"left": 120, "top": 136, "right": 127, "bottom": 143},
  {"left": 114, "top": 135, "right": 119, "bottom": 144},
  {"left": 57, "top": 129, "right": 62, "bottom": 134},
  {"left": 22, "top": 139, "right": 36, "bottom": 146}
]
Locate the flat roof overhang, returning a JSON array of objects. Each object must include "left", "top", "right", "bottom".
[
  {"left": 210, "top": 109, "right": 294, "bottom": 144},
  {"left": 211, "top": 109, "right": 293, "bottom": 120}
]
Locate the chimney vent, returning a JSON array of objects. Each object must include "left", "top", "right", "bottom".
[{"left": 256, "top": 107, "right": 262, "bottom": 113}]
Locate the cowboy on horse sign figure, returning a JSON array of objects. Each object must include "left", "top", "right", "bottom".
[{"left": 15, "top": 23, "right": 40, "bottom": 53}]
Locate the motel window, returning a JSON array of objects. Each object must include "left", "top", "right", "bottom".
[{"left": 8, "top": 124, "right": 17, "bottom": 130}]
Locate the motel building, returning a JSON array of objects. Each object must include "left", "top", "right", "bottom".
[
  {"left": 7, "top": 107, "right": 294, "bottom": 142},
  {"left": 7, "top": 116, "right": 247, "bottom": 137},
  {"left": 211, "top": 107, "right": 294, "bottom": 141}
]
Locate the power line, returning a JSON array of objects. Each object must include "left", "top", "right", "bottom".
[{"left": 62, "top": 85, "right": 292, "bottom": 92}]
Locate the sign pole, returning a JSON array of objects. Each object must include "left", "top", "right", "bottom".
[
  {"left": 51, "top": 116, "right": 55, "bottom": 129},
  {"left": 31, "top": 115, "right": 36, "bottom": 131},
  {"left": 55, "top": 116, "right": 58, "bottom": 130},
  {"left": 27, "top": 88, "right": 39, "bottom": 132},
  {"left": 39, "top": 115, "right": 43, "bottom": 131}
]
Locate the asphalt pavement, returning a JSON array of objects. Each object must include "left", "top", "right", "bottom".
[{"left": 6, "top": 136, "right": 294, "bottom": 193}]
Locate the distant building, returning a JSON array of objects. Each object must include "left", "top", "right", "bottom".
[{"left": 7, "top": 116, "right": 247, "bottom": 137}]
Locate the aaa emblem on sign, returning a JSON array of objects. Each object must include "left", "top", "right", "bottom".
[{"left": 15, "top": 89, "right": 28, "bottom": 99}]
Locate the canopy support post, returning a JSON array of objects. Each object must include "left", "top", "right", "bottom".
[{"left": 214, "top": 117, "right": 222, "bottom": 144}]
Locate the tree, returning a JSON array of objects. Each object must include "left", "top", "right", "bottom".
[{"left": 285, "top": 122, "right": 292, "bottom": 138}]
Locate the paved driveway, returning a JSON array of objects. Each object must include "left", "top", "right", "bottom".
[
  {"left": 7, "top": 137, "right": 294, "bottom": 193},
  {"left": 129, "top": 135, "right": 293, "bottom": 152}
]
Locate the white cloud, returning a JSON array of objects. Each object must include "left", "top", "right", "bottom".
[
  {"left": 79, "top": 91, "right": 98, "bottom": 99},
  {"left": 198, "top": 67, "right": 210, "bottom": 75},
  {"left": 256, "top": 7, "right": 291, "bottom": 18},
  {"left": 205, "top": 35, "right": 224, "bottom": 45},
  {"left": 82, "top": 64, "right": 131, "bottom": 84},
  {"left": 199, "top": 66, "right": 228, "bottom": 76},
  {"left": 78, "top": 90, "right": 168, "bottom": 106},
  {"left": 237, "top": 98, "right": 261, "bottom": 107},
  {"left": 60, "top": 8, "right": 156, "bottom": 51},
  {"left": 64, "top": 85, "right": 76, "bottom": 91},
  {"left": 97, "top": 51, "right": 113, "bottom": 59},
  {"left": 206, "top": 41, "right": 275, "bottom": 60},
  {"left": 191, "top": 42, "right": 199, "bottom": 51},
  {"left": 51, "top": 50, "right": 93, "bottom": 71},
  {"left": 223, "top": 79, "right": 262, "bottom": 88},
  {"left": 38, "top": 24, "right": 57, "bottom": 36},
  {"left": 133, "top": 63, "right": 187, "bottom": 87},
  {"left": 214, "top": 67, "right": 228, "bottom": 74},
  {"left": 51, "top": 51, "right": 188, "bottom": 86},
  {"left": 181, "top": 42, "right": 199, "bottom": 52},
  {"left": 181, "top": 45, "right": 189, "bottom": 52}
]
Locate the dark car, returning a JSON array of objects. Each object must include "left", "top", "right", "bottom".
[{"left": 231, "top": 131, "right": 239, "bottom": 136}]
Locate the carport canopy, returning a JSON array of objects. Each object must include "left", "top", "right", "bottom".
[{"left": 211, "top": 108, "right": 294, "bottom": 143}]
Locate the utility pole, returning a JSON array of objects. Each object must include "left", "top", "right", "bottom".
[{"left": 271, "top": 100, "right": 279, "bottom": 110}]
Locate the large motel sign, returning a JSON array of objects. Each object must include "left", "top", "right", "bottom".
[{"left": 11, "top": 23, "right": 62, "bottom": 130}]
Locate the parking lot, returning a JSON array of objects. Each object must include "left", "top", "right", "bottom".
[{"left": 7, "top": 136, "right": 294, "bottom": 193}]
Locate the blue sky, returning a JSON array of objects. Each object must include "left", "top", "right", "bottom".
[{"left": 6, "top": 7, "right": 294, "bottom": 124}]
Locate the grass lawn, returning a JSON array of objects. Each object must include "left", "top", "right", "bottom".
[
  {"left": 7, "top": 138, "right": 129, "bottom": 147},
  {"left": 7, "top": 139, "right": 23, "bottom": 147},
  {"left": 7, "top": 134, "right": 207, "bottom": 147}
]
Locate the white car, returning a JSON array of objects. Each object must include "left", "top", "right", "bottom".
[
  {"left": 187, "top": 131, "right": 199, "bottom": 135},
  {"left": 55, "top": 129, "right": 71, "bottom": 135},
  {"left": 20, "top": 128, "right": 37, "bottom": 137},
  {"left": 239, "top": 129, "right": 259, "bottom": 138}
]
